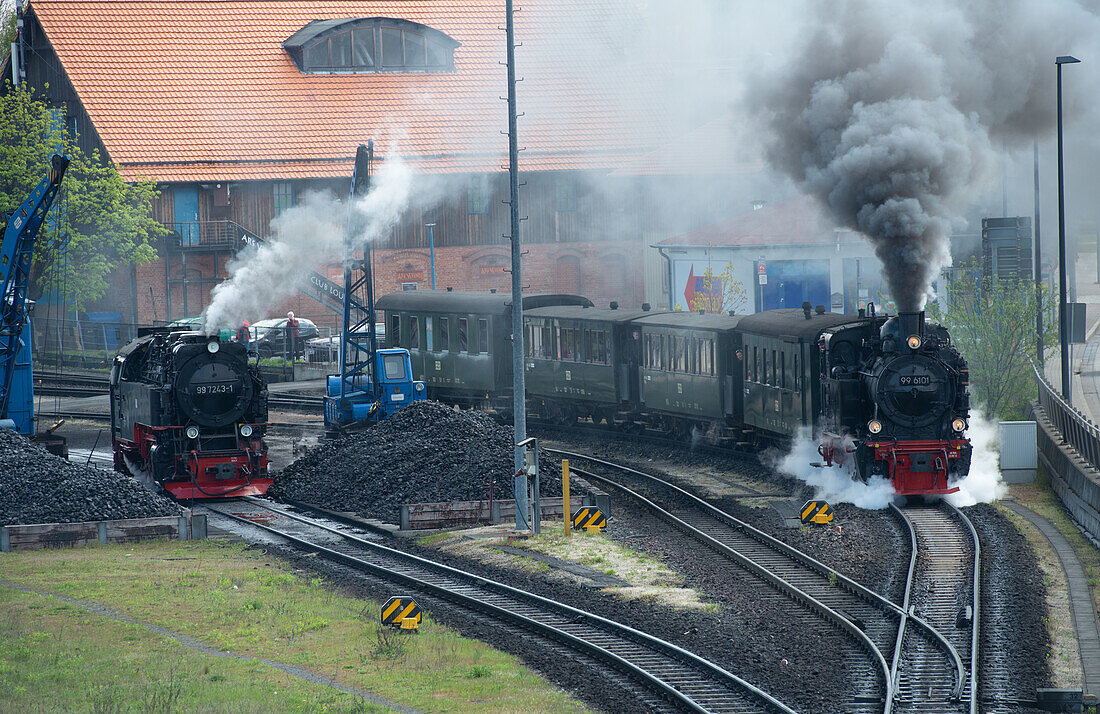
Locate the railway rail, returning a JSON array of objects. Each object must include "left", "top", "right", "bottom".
[
  {"left": 202, "top": 496, "right": 798, "bottom": 714},
  {"left": 549, "top": 448, "right": 979, "bottom": 714}
]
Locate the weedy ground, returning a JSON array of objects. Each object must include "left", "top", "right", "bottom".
[{"left": 0, "top": 539, "right": 592, "bottom": 713}]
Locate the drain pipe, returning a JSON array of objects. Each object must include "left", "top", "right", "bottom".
[{"left": 656, "top": 246, "right": 675, "bottom": 311}]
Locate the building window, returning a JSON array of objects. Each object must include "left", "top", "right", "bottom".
[
  {"left": 288, "top": 18, "right": 457, "bottom": 74},
  {"left": 555, "top": 176, "right": 577, "bottom": 212},
  {"left": 274, "top": 182, "right": 294, "bottom": 214},
  {"left": 467, "top": 175, "right": 489, "bottom": 214}
]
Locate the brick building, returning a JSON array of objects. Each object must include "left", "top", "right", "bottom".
[{"left": 11, "top": 0, "right": 750, "bottom": 329}]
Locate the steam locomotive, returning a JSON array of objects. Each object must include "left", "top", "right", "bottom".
[
  {"left": 378, "top": 291, "right": 972, "bottom": 497},
  {"left": 110, "top": 329, "right": 270, "bottom": 498}
]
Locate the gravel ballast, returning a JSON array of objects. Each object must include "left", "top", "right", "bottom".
[
  {"left": 271, "top": 401, "right": 561, "bottom": 522},
  {"left": 0, "top": 429, "right": 183, "bottom": 526}
]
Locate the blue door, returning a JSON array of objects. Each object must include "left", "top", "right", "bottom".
[
  {"left": 174, "top": 187, "right": 199, "bottom": 245},
  {"left": 759, "top": 260, "right": 831, "bottom": 311}
]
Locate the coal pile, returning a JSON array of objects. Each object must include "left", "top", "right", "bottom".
[
  {"left": 0, "top": 429, "right": 183, "bottom": 526},
  {"left": 271, "top": 401, "right": 562, "bottom": 522}
]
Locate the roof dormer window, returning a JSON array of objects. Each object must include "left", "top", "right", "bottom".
[{"left": 285, "top": 18, "right": 458, "bottom": 74}]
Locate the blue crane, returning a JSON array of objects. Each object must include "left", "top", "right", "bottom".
[
  {"left": 1, "top": 154, "right": 69, "bottom": 434},
  {"left": 323, "top": 142, "right": 424, "bottom": 433}
]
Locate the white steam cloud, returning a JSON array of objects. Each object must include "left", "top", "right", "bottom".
[
  {"left": 946, "top": 412, "right": 1007, "bottom": 507},
  {"left": 775, "top": 416, "right": 1005, "bottom": 510},
  {"left": 202, "top": 153, "right": 413, "bottom": 334}
]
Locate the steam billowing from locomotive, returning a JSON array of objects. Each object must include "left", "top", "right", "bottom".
[
  {"left": 752, "top": 0, "right": 1099, "bottom": 312},
  {"left": 202, "top": 152, "right": 413, "bottom": 335}
]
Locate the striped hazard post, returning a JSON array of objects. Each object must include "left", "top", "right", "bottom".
[
  {"left": 381, "top": 596, "right": 422, "bottom": 630},
  {"left": 800, "top": 500, "right": 834, "bottom": 525},
  {"left": 572, "top": 506, "right": 607, "bottom": 533}
]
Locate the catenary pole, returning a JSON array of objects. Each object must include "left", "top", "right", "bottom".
[
  {"left": 505, "top": 0, "right": 528, "bottom": 530},
  {"left": 1056, "top": 55, "right": 1079, "bottom": 403},
  {"left": 1034, "top": 140, "right": 1043, "bottom": 397}
]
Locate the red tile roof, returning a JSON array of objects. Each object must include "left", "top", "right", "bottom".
[
  {"left": 657, "top": 195, "right": 857, "bottom": 247},
  {"left": 30, "top": 1, "right": 664, "bottom": 182}
]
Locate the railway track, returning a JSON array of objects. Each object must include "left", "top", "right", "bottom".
[
  {"left": 549, "top": 448, "right": 978, "bottom": 714},
  {"left": 202, "top": 497, "right": 798, "bottom": 714}
]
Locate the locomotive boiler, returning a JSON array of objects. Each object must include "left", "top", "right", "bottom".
[
  {"left": 110, "top": 328, "right": 271, "bottom": 498},
  {"left": 818, "top": 310, "right": 972, "bottom": 495}
]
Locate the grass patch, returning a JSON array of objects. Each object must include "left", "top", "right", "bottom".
[{"left": 0, "top": 540, "right": 591, "bottom": 713}]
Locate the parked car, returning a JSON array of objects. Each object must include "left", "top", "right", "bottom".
[
  {"left": 305, "top": 324, "right": 385, "bottom": 363},
  {"left": 165, "top": 316, "right": 233, "bottom": 341},
  {"left": 249, "top": 317, "right": 319, "bottom": 358}
]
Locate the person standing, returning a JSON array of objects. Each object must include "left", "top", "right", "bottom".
[
  {"left": 236, "top": 319, "right": 250, "bottom": 343},
  {"left": 286, "top": 311, "right": 300, "bottom": 360}
]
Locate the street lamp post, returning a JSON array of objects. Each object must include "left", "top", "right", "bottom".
[
  {"left": 1056, "top": 55, "right": 1080, "bottom": 403},
  {"left": 425, "top": 223, "right": 437, "bottom": 290}
]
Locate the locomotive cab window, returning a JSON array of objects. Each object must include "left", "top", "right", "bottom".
[{"left": 382, "top": 353, "right": 407, "bottom": 379}]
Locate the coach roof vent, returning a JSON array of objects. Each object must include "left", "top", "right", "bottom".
[{"left": 284, "top": 18, "right": 460, "bottom": 74}]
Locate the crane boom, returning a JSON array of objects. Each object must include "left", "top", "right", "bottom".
[{"left": 1, "top": 154, "right": 69, "bottom": 432}]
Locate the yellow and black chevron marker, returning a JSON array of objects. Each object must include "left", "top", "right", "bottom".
[
  {"left": 572, "top": 506, "right": 607, "bottom": 532},
  {"left": 800, "top": 500, "right": 833, "bottom": 525},
  {"left": 381, "top": 596, "right": 422, "bottom": 629}
]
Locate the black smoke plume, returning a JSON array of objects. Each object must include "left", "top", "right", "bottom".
[{"left": 751, "top": 0, "right": 1098, "bottom": 312}]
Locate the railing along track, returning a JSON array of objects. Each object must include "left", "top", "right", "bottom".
[{"left": 202, "top": 497, "right": 798, "bottom": 714}]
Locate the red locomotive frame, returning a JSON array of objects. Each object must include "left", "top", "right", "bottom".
[
  {"left": 819, "top": 434, "right": 967, "bottom": 496},
  {"left": 114, "top": 423, "right": 271, "bottom": 499}
]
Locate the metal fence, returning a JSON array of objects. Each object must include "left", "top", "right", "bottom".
[
  {"left": 29, "top": 318, "right": 341, "bottom": 373},
  {"left": 1033, "top": 363, "right": 1100, "bottom": 472}
]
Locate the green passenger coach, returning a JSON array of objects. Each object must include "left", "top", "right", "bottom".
[
  {"left": 522, "top": 305, "right": 649, "bottom": 425},
  {"left": 735, "top": 307, "right": 852, "bottom": 438},
  {"left": 377, "top": 290, "right": 591, "bottom": 411}
]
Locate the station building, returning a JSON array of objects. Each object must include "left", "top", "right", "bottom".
[{"left": 9, "top": 0, "right": 809, "bottom": 327}]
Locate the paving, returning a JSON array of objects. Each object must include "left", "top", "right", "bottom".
[{"left": 1002, "top": 501, "right": 1100, "bottom": 695}]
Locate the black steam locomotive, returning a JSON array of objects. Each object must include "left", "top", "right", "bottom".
[
  {"left": 110, "top": 328, "right": 270, "bottom": 498},
  {"left": 379, "top": 291, "right": 972, "bottom": 497}
]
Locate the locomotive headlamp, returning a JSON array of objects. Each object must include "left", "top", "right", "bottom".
[
  {"left": 207, "top": 340, "right": 220, "bottom": 354},
  {"left": 185, "top": 426, "right": 199, "bottom": 439},
  {"left": 239, "top": 424, "right": 254, "bottom": 437},
  {"left": 867, "top": 419, "right": 883, "bottom": 434},
  {"left": 906, "top": 335, "right": 921, "bottom": 350},
  {"left": 952, "top": 418, "right": 967, "bottom": 432}
]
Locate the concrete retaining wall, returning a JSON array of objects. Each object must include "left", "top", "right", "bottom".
[{"left": 1032, "top": 403, "right": 1100, "bottom": 543}]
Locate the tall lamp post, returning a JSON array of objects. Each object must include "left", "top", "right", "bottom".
[{"left": 1056, "top": 55, "right": 1080, "bottom": 403}]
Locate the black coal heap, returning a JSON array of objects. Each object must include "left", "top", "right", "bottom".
[
  {"left": 271, "top": 401, "right": 561, "bottom": 522},
  {"left": 0, "top": 429, "right": 183, "bottom": 526}
]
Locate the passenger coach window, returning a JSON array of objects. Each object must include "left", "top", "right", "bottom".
[
  {"left": 439, "top": 318, "right": 449, "bottom": 350},
  {"left": 458, "top": 318, "right": 468, "bottom": 351},
  {"left": 390, "top": 314, "right": 400, "bottom": 346},
  {"left": 425, "top": 317, "right": 433, "bottom": 351},
  {"left": 409, "top": 316, "right": 420, "bottom": 349},
  {"left": 477, "top": 319, "right": 488, "bottom": 354},
  {"left": 541, "top": 326, "right": 552, "bottom": 358},
  {"left": 762, "top": 348, "right": 769, "bottom": 384},
  {"left": 780, "top": 352, "right": 786, "bottom": 389}
]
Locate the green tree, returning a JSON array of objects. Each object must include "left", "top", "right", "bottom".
[
  {"left": 0, "top": 81, "right": 164, "bottom": 311},
  {"left": 2, "top": 1, "right": 21, "bottom": 56},
  {"left": 927, "top": 261, "right": 1058, "bottom": 421}
]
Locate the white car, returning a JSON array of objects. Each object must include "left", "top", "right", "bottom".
[{"left": 249, "top": 317, "right": 319, "bottom": 358}]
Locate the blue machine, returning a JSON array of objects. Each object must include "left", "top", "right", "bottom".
[
  {"left": 324, "top": 142, "right": 425, "bottom": 432},
  {"left": 1, "top": 154, "right": 69, "bottom": 434}
]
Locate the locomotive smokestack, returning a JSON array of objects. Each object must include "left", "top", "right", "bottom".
[{"left": 897, "top": 311, "right": 925, "bottom": 340}]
